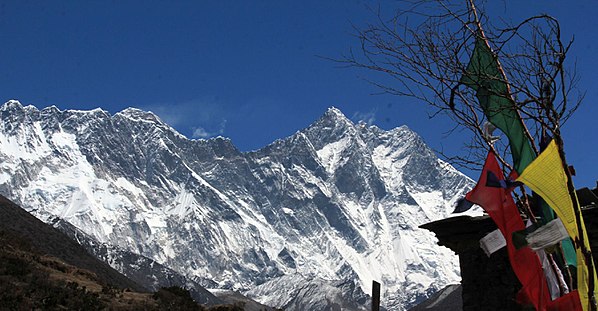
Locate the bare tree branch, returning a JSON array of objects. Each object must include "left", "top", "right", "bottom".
[{"left": 334, "top": 0, "right": 581, "bottom": 175}]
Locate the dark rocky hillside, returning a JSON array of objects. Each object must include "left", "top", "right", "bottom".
[
  {"left": 0, "top": 194, "right": 144, "bottom": 291},
  {"left": 0, "top": 194, "right": 261, "bottom": 310}
]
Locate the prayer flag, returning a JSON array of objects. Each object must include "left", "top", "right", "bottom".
[
  {"left": 517, "top": 139, "right": 597, "bottom": 311},
  {"left": 460, "top": 38, "right": 536, "bottom": 174},
  {"left": 486, "top": 170, "right": 523, "bottom": 188},
  {"left": 537, "top": 249, "right": 565, "bottom": 300},
  {"left": 527, "top": 219, "right": 570, "bottom": 251},
  {"left": 479, "top": 229, "right": 506, "bottom": 257},
  {"left": 453, "top": 197, "right": 474, "bottom": 213},
  {"left": 547, "top": 291, "right": 583, "bottom": 311},
  {"left": 462, "top": 36, "right": 578, "bottom": 268},
  {"left": 466, "top": 151, "right": 551, "bottom": 309}
]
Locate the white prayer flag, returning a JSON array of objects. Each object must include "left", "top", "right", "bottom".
[
  {"left": 480, "top": 229, "right": 506, "bottom": 257},
  {"left": 527, "top": 219, "right": 569, "bottom": 251}
]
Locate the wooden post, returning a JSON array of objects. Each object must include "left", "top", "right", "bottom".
[{"left": 372, "top": 280, "right": 380, "bottom": 311}]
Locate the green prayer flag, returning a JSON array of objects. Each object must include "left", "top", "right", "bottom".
[
  {"left": 461, "top": 37, "right": 578, "bottom": 266},
  {"left": 562, "top": 237, "right": 578, "bottom": 267},
  {"left": 459, "top": 33, "right": 581, "bottom": 274},
  {"left": 460, "top": 38, "right": 536, "bottom": 174}
]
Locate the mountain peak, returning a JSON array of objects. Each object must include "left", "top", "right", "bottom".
[
  {"left": 300, "top": 107, "right": 357, "bottom": 150},
  {"left": 65, "top": 107, "right": 109, "bottom": 117},
  {"left": 116, "top": 107, "right": 164, "bottom": 124},
  {"left": 322, "top": 107, "right": 351, "bottom": 123},
  {"left": 1, "top": 100, "right": 24, "bottom": 111},
  {"left": 310, "top": 107, "right": 355, "bottom": 131}
]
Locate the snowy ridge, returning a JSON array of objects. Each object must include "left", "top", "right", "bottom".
[{"left": 0, "top": 100, "right": 475, "bottom": 310}]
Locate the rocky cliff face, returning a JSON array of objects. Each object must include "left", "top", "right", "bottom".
[{"left": 0, "top": 100, "right": 473, "bottom": 310}]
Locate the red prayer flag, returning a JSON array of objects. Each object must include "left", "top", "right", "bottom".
[
  {"left": 547, "top": 291, "right": 583, "bottom": 311},
  {"left": 466, "top": 151, "right": 552, "bottom": 310}
]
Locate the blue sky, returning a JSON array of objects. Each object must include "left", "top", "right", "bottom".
[{"left": 0, "top": 1, "right": 596, "bottom": 188}]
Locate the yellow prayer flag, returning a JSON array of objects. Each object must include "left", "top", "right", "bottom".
[
  {"left": 517, "top": 139, "right": 597, "bottom": 311},
  {"left": 517, "top": 140, "right": 576, "bottom": 229}
]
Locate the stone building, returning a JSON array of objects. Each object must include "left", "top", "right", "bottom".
[{"left": 420, "top": 185, "right": 598, "bottom": 310}]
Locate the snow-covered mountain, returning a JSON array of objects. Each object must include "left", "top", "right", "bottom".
[{"left": 0, "top": 100, "right": 473, "bottom": 310}]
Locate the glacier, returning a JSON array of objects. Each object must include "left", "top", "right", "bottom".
[{"left": 0, "top": 100, "right": 475, "bottom": 310}]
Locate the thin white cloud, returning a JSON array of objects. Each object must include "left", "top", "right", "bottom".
[
  {"left": 191, "top": 119, "right": 227, "bottom": 139},
  {"left": 192, "top": 127, "right": 212, "bottom": 139},
  {"left": 352, "top": 110, "right": 377, "bottom": 125},
  {"left": 141, "top": 97, "right": 228, "bottom": 139}
]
